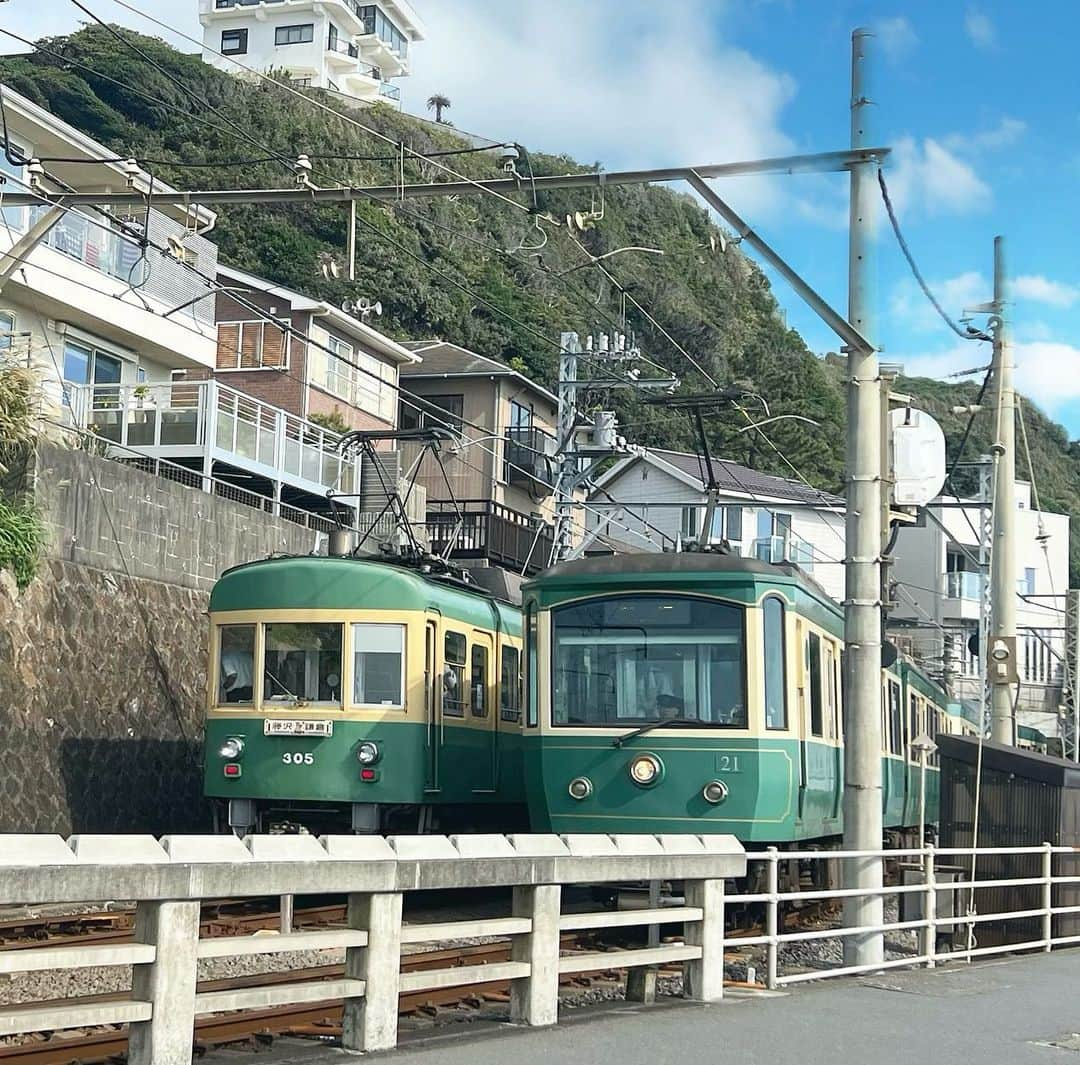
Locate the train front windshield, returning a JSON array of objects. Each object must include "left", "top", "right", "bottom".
[{"left": 552, "top": 595, "right": 746, "bottom": 727}]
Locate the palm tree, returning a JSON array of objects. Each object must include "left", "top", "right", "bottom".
[{"left": 426, "top": 93, "right": 451, "bottom": 123}]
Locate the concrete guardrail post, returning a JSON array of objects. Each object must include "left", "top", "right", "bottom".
[
  {"left": 510, "top": 883, "right": 562, "bottom": 1026},
  {"left": 342, "top": 890, "right": 404, "bottom": 1053},
  {"left": 682, "top": 878, "right": 725, "bottom": 1002},
  {"left": 126, "top": 899, "right": 201, "bottom": 1065}
]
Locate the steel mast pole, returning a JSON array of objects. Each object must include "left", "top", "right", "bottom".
[
  {"left": 989, "top": 237, "right": 1016, "bottom": 745},
  {"left": 551, "top": 331, "right": 581, "bottom": 563},
  {"left": 842, "top": 26, "right": 885, "bottom": 968}
]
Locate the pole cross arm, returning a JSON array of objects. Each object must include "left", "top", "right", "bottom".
[
  {"left": 0, "top": 147, "right": 892, "bottom": 209},
  {"left": 685, "top": 172, "right": 874, "bottom": 355}
]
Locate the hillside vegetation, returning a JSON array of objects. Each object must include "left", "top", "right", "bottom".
[{"left": 3, "top": 27, "right": 1078, "bottom": 581}]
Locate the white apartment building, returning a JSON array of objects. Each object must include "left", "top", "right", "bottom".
[
  {"left": 588, "top": 449, "right": 847, "bottom": 602},
  {"left": 0, "top": 86, "right": 219, "bottom": 419},
  {"left": 889, "top": 482, "right": 1070, "bottom": 733},
  {"left": 198, "top": 0, "right": 425, "bottom": 105}
]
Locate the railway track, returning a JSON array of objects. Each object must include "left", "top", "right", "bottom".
[{"left": 0, "top": 894, "right": 838, "bottom": 1064}]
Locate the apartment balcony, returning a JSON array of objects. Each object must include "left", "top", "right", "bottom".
[
  {"left": 326, "top": 34, "right": 361, "bottom": 64},
  {"left": 946, "top": 571, "right": 982, "bottom": 601},
  {"left": 752, "top": 535, "right": 814, "bottom": 571},
  {"left": 425, "top": 500, "right": 553, "bottom": 576},
  {"left": 504, "top": 425, "right": 556, "bottom": 495},
  {"left": 67, "top": 379, "right": 359, "bottom": 503}
]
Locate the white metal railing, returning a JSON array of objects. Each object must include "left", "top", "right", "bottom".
[
  {"left": 67, "top": 379, "right": 360, "bottom": 495},
  {"left": 752, "top": 535, "right": 814, "bottom": 570},
  {"left": 0, "top": 833, "right": 744, "bottom": 1058},
  {"left": 947, "top": 571, "right": 982, "bottom": 600},
  {"left": 734, "top": 843, "right": 1080, "bottom": 989}
]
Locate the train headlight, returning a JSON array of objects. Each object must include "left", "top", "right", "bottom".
[
  {"left": 627, "top": 753, "right": 663, "bottom": 788},
  {"left": 702, "top": 780, "right": 729, "bottom": 805},
  {"left": 356, "top": 741, "right": 381, "bottom": 766},
  {"left": 568, "top": 776, "right": 593, "bottom": 800},
  {"left": 219, "top": 737, "right": 244, "bottom": 760}
]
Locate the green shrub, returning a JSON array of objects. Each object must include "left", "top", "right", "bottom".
[{"left": 0, "top": 495, "right": 43, "bottom": 590}]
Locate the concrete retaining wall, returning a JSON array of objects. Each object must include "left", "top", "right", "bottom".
[{"left": 0, "top": 441, "right": 334, "bottom": 833}]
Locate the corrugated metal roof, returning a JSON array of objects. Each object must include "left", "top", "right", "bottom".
[
  {"left": 399, "top": 341, "right": 559, "bottom": 405},
  {"left": 650, "top": 449, "right": 843, "bottom": 506}
]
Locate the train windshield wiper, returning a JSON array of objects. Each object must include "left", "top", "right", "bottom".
[{"left": 612, "top": 716, "right": 700, "bottom": 748}]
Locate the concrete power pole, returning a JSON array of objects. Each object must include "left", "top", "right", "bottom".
[
  {"left": 988, "top": 236, "right": 1017, "bottom": 745},
  {"left": 842, "top": 27, "right": 885, "bottom": 967},
  {"left": 552, "top": 331, "right": 581, "bottom": 563}
]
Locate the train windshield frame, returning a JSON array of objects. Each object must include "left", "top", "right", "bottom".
[{"left": 551, "top": 593, "right": 747, "bottom": 728}]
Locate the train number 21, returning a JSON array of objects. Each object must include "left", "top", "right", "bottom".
[
  {"left": 717, "top": 754, "right": 741, "bottom": 773},
  {"left": 282, "top": 752, "right": 314, "bottom": 765}
]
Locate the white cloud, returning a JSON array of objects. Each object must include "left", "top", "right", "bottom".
[
  {"left": 891, "top": 272, "right": 989, "bottom": 332},
  {"left": 885, "top": 136, "right": 992, "bottom": 218},
  {"left": 943, "top": 117, "right": 1026, "bottom": 154},
  {"left": 898, "top": 339, "right": 1080, "bottom": 413},
  {"left": 876, "top": 16, "right": 918, "bottom": 60},
  {"left": 407, "top": 0, "right": 797, "bottom": 217},
  {"left": 1013, "top": 275, "right": 1080, "bottom": 309},
  {"left": 964, "top": 9, "right": 997, "bottom": 50}
]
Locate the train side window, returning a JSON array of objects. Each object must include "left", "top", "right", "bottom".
[
  {"left": 218, "top": 624, "right": 255, "bottom": 704},
  {"left": 763, "top": 597, "right": 787, "bottom": 730},
  {"left": 500, "top": 646, "right": 522, "bottom": 722},
  {"left": 824, "top": 642, "right": 838, "bottom": 739},
  {"left": 525, "top": 603, "right": 538, "bottom": 728},
  {"left": 908, "top": 693, "right": 919, "bottom": 759},
  {"left": 443, "top": 631, "right": 467, "bottom": 717},
  {"left": 470, "top": 644, "right": 489, "bottom": 717},
  {"left": 352, "top": 623, "right": 405, "bottom": 707},
  {"left": 888, "top": 680, "right": 902, "bottom": 754},
  {"left": 807, "top": 631, "right": 824, "bottom": 738}
]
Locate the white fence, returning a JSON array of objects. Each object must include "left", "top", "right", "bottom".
[
  {"left": 0, "top": 833, "right": 744, "bottom": 1063},
  {"left": 2, "top": 836, "right": 1079, "bottom": 1062},
  {"left": 738, "top": 844, "right": 1079, "bottom": 989}
]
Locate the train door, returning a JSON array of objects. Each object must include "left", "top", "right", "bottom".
[
  {"left": 424, "top": 618, "right": 440, "bottom": 793},
  {"left": 795, "top": 620, "right": 808, "bottom": 819},
  {"left": 469, "top": 630, "right": 497, "bottom": 793},
  {"left": 824, "top": 642, "right": 842, "bottom": 821}
]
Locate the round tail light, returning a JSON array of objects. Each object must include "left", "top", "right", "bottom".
[
  {"left": 703, "top": 780, "right": 729, "bottom": 804},
  {"left": 568, "top": 776, "right": 593, "bottom": 800}
]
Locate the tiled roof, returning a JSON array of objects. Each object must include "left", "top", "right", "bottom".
[{"left": 650, "top": 449, "right": 843, "bottom": 506}]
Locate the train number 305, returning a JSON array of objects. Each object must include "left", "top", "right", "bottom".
[{"left": 282, "top": 752, "right": 315, "bottom": 766}]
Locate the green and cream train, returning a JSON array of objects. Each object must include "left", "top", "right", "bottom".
[
  {"left": 203, "top": 550, "right": 972, "bottom": 843},
  {"left": 519, "top": 552, "right": 972, "bottom": 843}
]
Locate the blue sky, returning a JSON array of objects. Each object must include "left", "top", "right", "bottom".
[{"left": 7, "top": 1, "right": 1080, "bottom": 434}]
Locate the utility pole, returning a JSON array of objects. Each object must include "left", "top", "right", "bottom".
[
  {"left": 552, "top": 331, "right": 581, "bottom": 563},
  {"left": 842, "top": 26, "right": 885, "bottom": 968},
  {"left": 988, "top": 236, "right": 1017, "bottom": 745}
]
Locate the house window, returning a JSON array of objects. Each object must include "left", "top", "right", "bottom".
[
  {"left": 62, "top": 340, "right": 123, "bottom": 406},
  {"left": 0, "top": 142, "right": 27, "bottom": 232},
  {"left": 276, "top": 23, "right": 314, "bottom": 45},
  {"left": 400, "top": 393, "right": 463, "bottom": 435},
  {"left": 509, "top": 399, "right": 532, "bottom": 431},
  {"left": 220, "top": 28, "right": 248, "bottom": 54},
  {"left": 1020, "top": 567, "right": 1036, "bottom": 596},
  {"left": 0, "top": 309, "right": 14, "bottom": 350},
  {"left": 216, "top": 320, "right": 289, "bottom": 369},
  {"left": 682, "top": 505, "right": 743, "bottom": 545}
]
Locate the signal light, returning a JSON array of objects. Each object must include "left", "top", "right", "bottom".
[
  {"left": 360, "top": 768, "right": 378, "bottom": 782},
  {"left": 223, "top": 763, "right": 242, "bottom": 778}
]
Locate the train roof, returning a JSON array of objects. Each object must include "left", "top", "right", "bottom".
[
  {"left": 525, "top": 550, "right": 843, "bottom": 636},
  {"left": 210, "top": 556, "right": 520, "bottom": 633}
]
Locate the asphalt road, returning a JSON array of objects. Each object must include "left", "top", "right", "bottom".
[{"left": 204, "top": 949, "right": 1080, "bottom": 1064}]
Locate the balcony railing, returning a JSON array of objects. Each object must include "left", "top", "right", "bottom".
[
  {"left": 504, "top": 425, "right": 556, "bottom": 493},
  {"left": 946, "top": 571, "right": 982, "bottom": 601},
  {"left": 66, "top": 380, "right": 359, "bottom": 497},
  {"left": 752, "top": 535, "right": 814, "bottom": 571},
  {"left": 378, "top": 82, "right": 401, "bottom": 101},
  {"left": 425, "top": 500, "right": 553, "bottom": 576},
  {"left": 327, "top": 34, "right": 360, "bottom": 59}
]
